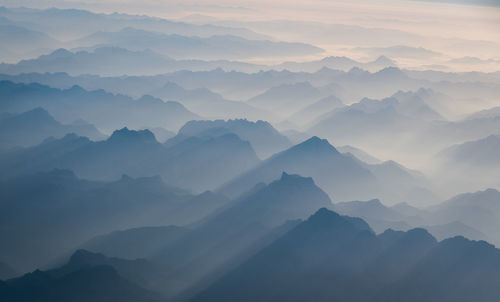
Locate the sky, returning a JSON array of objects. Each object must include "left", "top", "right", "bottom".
[{"left": 1, "top": 0, "right": 499, "bottom": 70}]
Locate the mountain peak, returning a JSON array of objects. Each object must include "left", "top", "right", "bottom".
[
  {"left": 279, "top": 171, "right": 314, "bottom": 185},
  {"left": 108, "top": 127, "right": 158, "bottom": 144},
  {"left": 304, "top": 207, "right": 372, "bottom": 233},
  {"left": 290, "top": 136, "right": 339, "bottom": 154}
]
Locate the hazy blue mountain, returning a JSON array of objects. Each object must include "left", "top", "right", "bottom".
[
  {"left": 192, "top": 207, "right": 500, "bottom": 302},
  {"left": 0, "top": 250, "right": 163, "bottom": 302},
  {"left": 73, "top": 27, "right": 323, "bottom": 60},
  {"left": 438, "top": 134, "right": 500, "bottom": 166},
  {"left": 152, "top": 173, "right": 332, "bottom": 299},
  {"left": 0, "top": 169, "right": 229, "bottom": 272},
  {"left": 0, "top": 6, "right": 268, "bottom": 40},
  {"left": 333, "top": 199, "right": 414, "bottom": 232},
  {"left": 432, "top": 135, "right": 500, "bottom": 194},
  {"left": 219, "top": 136, "right": 376, "bottom": 201},
  {"left": 220, "top": 136, "right": 431, "bottom": 203},
  {"left": 466, "top": 106, "right": 500, "bottom": 120},
  {"left": 288, "top": 95, "right": 345, "bottom": 126},
  {"left": 0, "top": 47, "right": 174, "bottom": 76},
  {"left": 0, "top": 17, "right": 59, "bottom": 63},
  {"left": 0, "top": 80, "right": 198, "bottom": 132},
  {"left": 424, "top": 221, "right": 487, "bottom": 242},
  {"left": 310, "top": 92, "right": 443, "bottom": 143},
  {"left": 274, "top": 55, "right": 396, "bottom": 72},
  {"left": 0, "top": 128, "right": 260, "bottom": 191},
  {"left": 81, "top": 226, "right": 188, "bottom": 260},
  {"left": 149, "top": 81, "right": 271, "bottom": 120},
  {"left": 146, "top": 127, "right": 175, "bottom": 143},
  {"left": 171, "top": 119, "right": 292, "bottom": 158},
  {"left": 0, "top": 107, "right": 104, "bottom": 150},
  {"left": 429, "top": 188, "right": 500, "bottom": 245},
  {"left": 160, "top": 133, "right": 261, "bottom": 191},
  {"left": 337, "top": 144, "right": 382, "bottom": 164},
  {"left": 247, "top": 82, "right": 328, "bottom": 117},
  {"left": 0, "top": 47, "right": 270, "bottom": 75}
]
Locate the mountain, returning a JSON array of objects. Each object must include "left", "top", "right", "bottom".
[
  {"left": 72, "top": 27, "right": 323, "bottom": 60},
  {"left": 0, "top": 20, "right": 59, "bottom": 63},
  {"left": 0, "top": 128, "right": 261, "bottom": 191},
  {"left": 0, "top": 169, "right": 229, "bottom": 272},
  {"left": 192, "top": 208, "right": 500, "bottom": 302},
  {"left": 219, "top": 136, "right": 430, "bottom": 203},
  {"left": 438, "top": 134, "right": 500, "bottom": 166},
  {"left": 159, "top": 133, "right": 261, "bottom": 191},
  {"left": 337, "top": 145, "right": 382, "bottom": 164},
  {"left": 0, "top": 80, "right": 198, "bottom": 132},
  {"left": 433, "top": 135, "right": 500, "bottom": 196},
  {"left": 0, "top": 6, "right": 268, "bottom": 40},
  {"left": 151, "top": 173, "right": 332, "bottom": 299},
  {"left": 310, "top": 92, "right": 443, "bottom": 144},
  {"left": 273, "top": 55, "right": 397, "bottom": 72},
  {"left": 0, "top": 47, "right": 269, "bottom": 75},
  {"left": 428, "top": 188, "right": 500, "bottom": 245},
  {"left": 171, "top": 119, "right": 292, "bottom": 158},
  {"left": 247, "top": 82, "right": 327, "bottom": 117},
  {"left": 0, "top": 107, "right": 104, "bottom": 150},
  {"left": 288, "top": 95, "right": 345, "bottom": 127},
  {"left": 0, "top": 250, "right": 163, "bottom": 302},
  {"left": 333, "top": 199, "right": 414, "bottom": 232},
  {"left": 149, "top": 81, "right": 272, "bottom": 120},
  {"left": 0, "top": 47, "right": 173, "bottom": 76}
]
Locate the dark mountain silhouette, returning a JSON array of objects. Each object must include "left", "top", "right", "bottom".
[
  {"left": 171, "top": 119, "right": 291, "bottom": 158},
  {"left": 0, "top": 80, "right": 198, "bottom": 132},
  {"left": 151, "top": 172, "right": 332, "bottom": 299},
  {"left": 0, "top": 128, "right": 260, "bottom": 191},
  {"left": 0, "top": 250, "right": 163, "bottom": 302},
  {"left": 0, "top": 169, "right": 229, "bottom": 273},
  {"left": 0, "top": 107, "right": 104, "bottom": 149},
  {"left": 192, "top": 208, "right": 500, "bottom": 302}
]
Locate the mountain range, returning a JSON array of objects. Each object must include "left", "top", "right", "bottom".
[{"left": 192, "top": 208, "right": 500, "bottom": 302}]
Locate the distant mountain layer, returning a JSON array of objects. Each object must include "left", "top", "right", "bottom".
[
  {"left": 0, "top": 250, "right": 163, "bottom": 302},
  {"left": 192, "top": 208, "right": 500, "bottom": 302},
  {"left": 72, "top": 27, "right": 323, "bottom": 60},
  {"left": 0, "top": 80, "right": 198, "bottom": 132},
  {"left": 172, "top": 119, "right": 292, "bottom": 159},
  {"left": 0, "top": 107, "right": 104, "bottom": 150},
  {"left": 0, "top": 127, "right": 261, "bottom": 190},
  {"left": 220, "top": 136, "right": 433, "bottom": 204},
  {"left": 0, "top": 169, "right": 230, "bottom": 272},
  {"left": 439, "top": 134, "right": 500, "bottom": 166}
]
